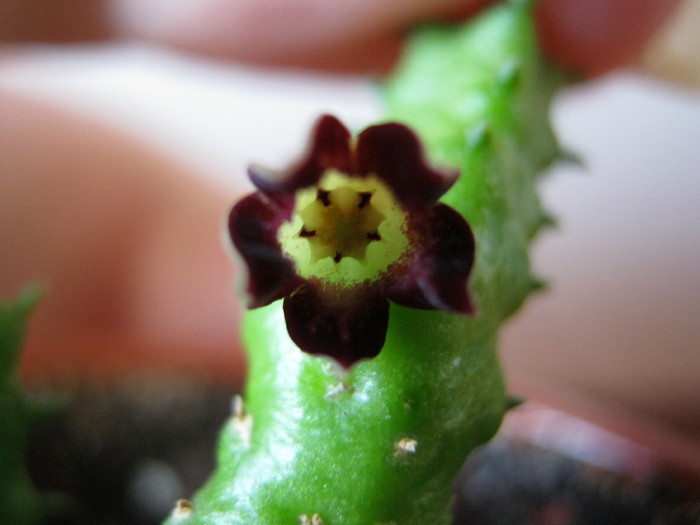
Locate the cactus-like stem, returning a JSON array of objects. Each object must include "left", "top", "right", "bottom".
[{"left": 167, "top": 2, "right": 561, "bottom": 524}]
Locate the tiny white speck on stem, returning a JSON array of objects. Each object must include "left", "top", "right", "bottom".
[
  {"left": 171, "top": 499, "right": 193, "bottom": 520},
  {"left": 230, "top": 394, "right": 253, "bottom": 447},
  {"left": 299, "top": 513, "right": 323, "bottom": 524},
  {"left": 394, "top": 437, "right": 418, "bottom": 457}
]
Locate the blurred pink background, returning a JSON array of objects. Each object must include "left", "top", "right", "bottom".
[{"left": 1, "top": 2, "right": 698, "bottom": 447}]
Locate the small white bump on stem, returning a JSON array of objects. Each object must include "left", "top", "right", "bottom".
[
  {"left": 299, "top": 513, "right": 323, "bottom": 524},
  {"left": 394, "top": 437, "right": 418, "bottom": 457},
  {"left": 171, "top": 499, "right": 193, "bottom": 520},
  {"left": 230, "top": 395, "right": 253, "bottom": 447},
  {"left": 325, "top": 381, "right": 350, "bottom": 399}
]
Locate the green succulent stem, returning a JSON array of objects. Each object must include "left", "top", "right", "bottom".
[{"left": 167, "top": 1, "right": 561, "bottom": 524}]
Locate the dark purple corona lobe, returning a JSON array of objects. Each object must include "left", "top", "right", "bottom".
[
  {"left": 284, "top": 286, "right": 389, "bottom": 367},
  {"left": 228, "top": 193, "right": 302, "bottom": 308},
  {"left": 356, "top": 123, "right": 459, "bottom": 211},
  {"left": 248, "top": 115, "right": 352, "bottom": 194},
  {"left": 387, "top": 204, "right": 475, "bottom": 314}
]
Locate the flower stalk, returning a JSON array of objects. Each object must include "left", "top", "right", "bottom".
[{"left": 166, "top": 1, "right": 561, "bottom": 524}]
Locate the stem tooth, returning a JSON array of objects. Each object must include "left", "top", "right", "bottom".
[
  {"left": 325, "top": 381, "right": 351, "bottom": 399},
  {"left": 231, "top": 395, "right": 253, "bottom": 447},
  {"left": 299, "top": 513, "right": 323, "bottom": 525},
  {"left": 171, "top": 499, "right": 193, "bottom": 520},
  {"left": 394, "top": 437, "right": 418, "bottom": 457}
]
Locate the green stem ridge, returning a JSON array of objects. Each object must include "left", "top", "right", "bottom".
[{"left": 168, "top": 1, "right": 561, "bottom": 524}]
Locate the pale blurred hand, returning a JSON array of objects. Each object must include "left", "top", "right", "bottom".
[{"left": 0, "top": 0, "right": 681, "bottom": 384}]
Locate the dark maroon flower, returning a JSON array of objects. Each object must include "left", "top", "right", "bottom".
[{"left": 228, "top": 115, "right": 475, "bottom": 366}]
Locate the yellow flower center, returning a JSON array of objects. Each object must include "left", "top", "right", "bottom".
[
  {"left": 299, "top": 186, "right": 384, "bottom": 263},
  {"left": 278, "top": 171, "right": 410, "bottom": 287}
]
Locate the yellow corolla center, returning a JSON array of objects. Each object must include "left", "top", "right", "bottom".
[
  {"left": 299, "top": 186, "right": 384, "bottom": 263},
  {"left": 278, "top": 171, "right": 410, "bottom": 286}
]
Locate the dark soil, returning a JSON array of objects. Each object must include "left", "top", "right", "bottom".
[
  {"left": 454, "top": 441, "right": 700, "bottom": 525},
  {"left": 26, "top": 380, "right": 700, "bottom": 525}
]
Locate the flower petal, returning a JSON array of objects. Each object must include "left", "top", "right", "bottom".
[
  {"left": 355, "top": 122, "right": 458, "bottom": 211},
  {"left": 249, "top": 114, "right": 352, "bottom": 194},
  {"left": 228, "top": 193, "right": 302, "bottom": 308},
  {"left": 388, "top": 203, "right": 475, "bottom": 314},
  {"left": 283, "top": 285, "right": 390, "bottom": 366}
]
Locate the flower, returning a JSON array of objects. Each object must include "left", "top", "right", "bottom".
[{"left": 228, "top": 115, "right": 475, "bottom": 366}]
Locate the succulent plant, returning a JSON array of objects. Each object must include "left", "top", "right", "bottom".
[
  {"left": 166, "top": 1, "right": 561, "bottom": 524},
  {"left": 0, "top": 287, "right": 47, "bottom": 525}
]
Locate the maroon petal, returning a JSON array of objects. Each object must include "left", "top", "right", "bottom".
[
  {"left": 283, "top": 285, "right": 389, "bottom": 366},
  {"left": 388, "top": 203, "right": 475, "bottom": 314},
  {"left": 355, "top": 122, "right": 459, "bottom": 211},
  {"left": 249, "top": 115, "right": 352, "bottom": 194},
  {"left": 228, "top": 193, "right": 302, "bottom": 308}
]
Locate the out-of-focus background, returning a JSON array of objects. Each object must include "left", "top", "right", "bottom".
[{"left": 1, "top": 0, "right": 699, "bottom": 445}]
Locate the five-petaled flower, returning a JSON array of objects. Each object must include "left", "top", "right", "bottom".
[{"left": 228, "top": 115, "right": 475, "bottom": 366}]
